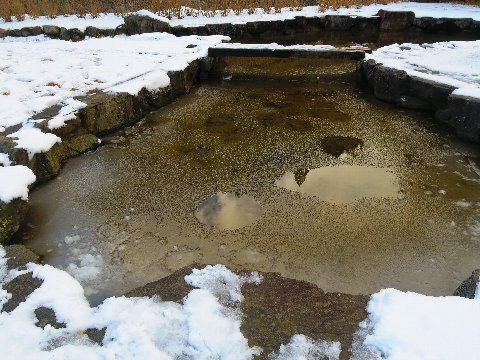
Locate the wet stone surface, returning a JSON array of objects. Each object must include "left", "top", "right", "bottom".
[{"left": 17, "top": 58, "right": 480, "bottom": 304}]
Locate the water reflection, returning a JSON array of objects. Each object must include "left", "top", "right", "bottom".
[
  {"left": 276, "top": 165, "right": 399, "bottom": 204},
  {"left": 195, "top": 192, "right": 263, "bottom": 230}
]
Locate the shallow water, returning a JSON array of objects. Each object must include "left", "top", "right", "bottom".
[{"left": 18, "top": 58, "right": 480, "bottom": 303}]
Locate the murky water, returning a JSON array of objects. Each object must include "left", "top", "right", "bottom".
[{"left": 18, "top": 58, "right": 480, "bottom": 304}]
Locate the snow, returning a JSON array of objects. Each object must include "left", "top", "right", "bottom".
[
  {"left": 363, "top": 288, "right": 480, "bottom": 360},
  {"left": 0, "top": 153, "right": 11, "bottom": 166},
  {"left": 169, "top": 3, "right": 480, "bottom": 28},
  {"left": 0, "top": 260, "right": 262, "bottom": 359},
  {"left": 7, "top": 124, "right": 61, "bottom": 159},
  {"left": 3, "top": 2, "right": 480, "bottom": 31},
  {"left": 0, "top": 165, "right": 36, "bottom": 203},
  {"left": 0, "top": 13, "right": 123, "bottom": 31},
  {"left": 0, "top": 32, "right": 227, "bottom": 189},
  {"left": 366, "top": 41, "right": 480, "bottom": 99},
  {"left": 269, "top": 334, "right": 341, "bottom": 360}
]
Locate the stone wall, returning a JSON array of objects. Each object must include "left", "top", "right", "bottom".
[
  {"left": 0, "top": 60, "right": 204, "bottom": 245},
  {"left": 357, "top": 59, "right": 480, "bottom": 143},
  {"left": 2, "top": 11, "right": 480, "bottom": 42}
]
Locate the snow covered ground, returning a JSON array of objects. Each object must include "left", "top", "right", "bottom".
[
  {"left": 0, "top": 33, "right": 227, "bottom": 203},
  {"left": 363, "top": 288, "right": 480, "bottom": 360},
  {"left": 1, "top": 2, "right": 480, "bottom": 30},
  {"left": 0, "top": 251, "right": 346, "bottom": 360},
  {"left": 366, "top": 41, "right": 480, "bottom": 99},
  {"left": 1, "top": 242, "right": 480, "bottom": 359}
]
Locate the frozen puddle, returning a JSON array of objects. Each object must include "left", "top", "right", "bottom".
[
  {"left": 275, "top": 165, "right": 399, "bottom": 204},
  {"left": 195, "top": 192, "right": 263, "bottom": 230}
]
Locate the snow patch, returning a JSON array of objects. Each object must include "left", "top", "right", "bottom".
[
  {"left": 0, "top": 153, "right": 11, "bottom": 166},
  {"left": 364, "top": 288, "right": 480, "bottom": 360},
  {"left": 0, "top": 256, "right": 262, "bottom": 360},
  {"left": 269, "top": 334, "right": 341, "bottom": 360},
  {"left": 366, "top": 41, "right": 480, "bottom": 100},
  {"left": 0, "top": 165, "right": 36, "bottom": 203},
  {"left": 7, "top": 125, "right": 61, "bottom": 159}
]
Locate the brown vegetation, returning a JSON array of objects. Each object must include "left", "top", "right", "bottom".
[{"left": 0, "top": 0, "right": 478, "bottom": 22}]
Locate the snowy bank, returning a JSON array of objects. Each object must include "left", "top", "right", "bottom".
[
  {"left": 0, "top": 261, "right": 262, "bottom": 359},
  {"left": 366, "top": 41, "right": 480, "bottom": 99},
  {"left": 2, "top": 2, "right": 480, "bottom": 31},
  {"left": 0, "top": 166, "right": 36, "bottom": 203},
  {"left": 363, "top": 288, "right": 480, "bottom": 360},
  {"left": 0, "top": 33, "right": 227, "bottom": 132}
]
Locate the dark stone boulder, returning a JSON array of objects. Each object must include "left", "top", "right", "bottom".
[
  {"left": 86, "top": 328, "right": 106, "bottom": 345},
  {"left": 373, "top": 65, "right": 410, "bottom": 103},
  {"left": 59, "top": 28, "right": 85, "bottom": 42},
  {"left": 42, "top": 25, "right": 61, "bottom": 37},
  {"left": 0, "top": 199, "right": 29, "bottom": 245},
  {"left": 79, "top": 92, "right": 150, "bottom": 136},
  {"left": 435, "top": 94, "right": 480, "bottom": 143},
  {"left": 67, "top": 133, "right": 100, "bottom": 154},
  {"left": 0, "top": 28, "right": 6, "bottom": 38},
  {"left": 85, "top": 26, "right": 113, "bottom": 38},
  {"left": 2, "top": 273, "right": 43, "bottom": 312},
  {"left": 6, "top": 28, "right": 22, "bottom": 37},
  {"left": 26, "top": 142, "right": 68, "bottom": 183},
  {"left": 21, "top": 26, "right": 43, "bottom": 37},
  {"left": 414, "top": 17, "right": 472, "bottom": 33},
  {"left": 35, "top": 307, "right": 66, "bottom": 329},
  {"left": 453, "top": 270, "right": 480, "bottom": 299},
  {"left": 324, "top": 15, "right": 358, "bottom": 31},
  {"left": 124, "top": 14, "right": 171, "bottom": 35},
  {"left": 377, "top": 10, "right": 415, "bottom": 31},
  {"left": 409, "top": 76, "right": 456, "bottom": 108},
  {"left": 351, "top": 16, "right": 381, "bottom": 33}
]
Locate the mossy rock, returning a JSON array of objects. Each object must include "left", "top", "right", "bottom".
[
  {"left": 27, "top": 142, "right": 68, "bottom": 183},
  {"left": 0, "top": 199, "right": 29, "bottom": 245},
  {"left": 68, "top": 133, "right": 100, "bottom": 154}
]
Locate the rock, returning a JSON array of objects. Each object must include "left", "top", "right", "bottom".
[
  {"left": 453, "top": 270, "right": 480, "bottom": 299},
  {"left": 0, "top": 199, "right": 29, "bottom": 245},
  {"left": 79, "top": 92, "right": 149, "bottom": 135},
  {"left": 85, "top": 26, "right": 113, "bottom": 38},
  {"left": 4, "top": 244, "right": 40, "bottom": 269},
  {"left": 59, "top": 28, "right": 85, "bottom": 42},
  {"left": 35, "top": 307, "right": 66, "bottom": 329},
  {"left": 2, "top": 273, "right": 43, "bottom": 312},
  {"left": 42, "top": 25, "right": 61, "bottom": 37},
  {"left": 373, "top": 65, "right": 409, "bottom": 103},
  {"left": 86, "top": 328, "right": 106, "bottom": 345},
  {"left": 6, "top": 28, "right": 22, "bottom": 37},
  {"left": 127, "top": 265, "right": 368, "bottom": 360},
  {"left": 124, "top": 14, "right": 171, "bottom": 35},
  {"left": 377, "top": 10, "right": 415, "bottom": 31},
  {"left": 409, "top": 76, "right": 455, "bottom": 108},
  {"left": 26, "top": 142, "right": 68, "bottom": 182},
  {"left": 324, "top": 15, "right": 358, "bottom": 31},
  {"left": 0, "top": 28, "right": 6, "bottom": 38},
  {"left": 414, "top": 17, "right": 473, "bottom": 33},
  {"left": 68, "top": 133, "right": 100, "bottom": 154},
  {"left": 435, "top": 94, "right": 480, "bottom": 143},
  {"left": 20, "top": 26, "right": 43, "bottom": 37}
]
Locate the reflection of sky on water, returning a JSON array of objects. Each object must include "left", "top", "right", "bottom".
[
  {"left": 276, "top": 165, "right": 399, "bottom": 204},
  {"left": 195, "top": 192, "right": 264, "bottom": 230}
]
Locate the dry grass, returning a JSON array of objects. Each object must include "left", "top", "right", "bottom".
[{"left": 0, "top": 0, "right": 478, "bottom": 22}]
